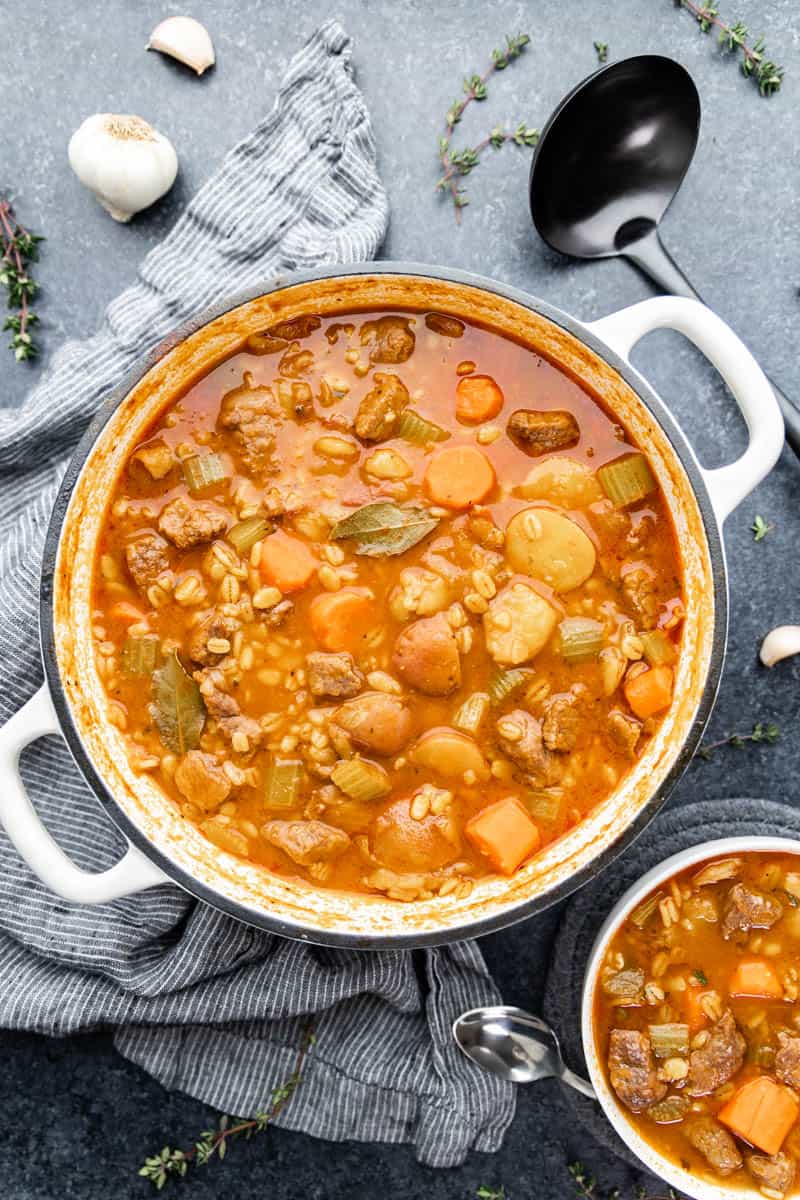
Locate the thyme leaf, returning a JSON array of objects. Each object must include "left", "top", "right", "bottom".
[
  {"left": 752, "top": 514, "right": 773, "bottom": 541},
  {"left": 594, "top": 41, "right": 609, "bottom": 63}
]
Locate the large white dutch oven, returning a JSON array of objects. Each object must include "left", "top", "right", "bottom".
[
  {"left": 0, "top": 266, "right": 784, "bottom": 947},
  {"left": 582, "top": 836, "right": 800, "bottom": 1200}
]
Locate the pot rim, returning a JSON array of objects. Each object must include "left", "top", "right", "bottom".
[
  {"left": 38, "top": 262, "right": 728, "bottom": 947},
  {"left": 580, "top": 835, "right": 800, "bottom": 1200}
]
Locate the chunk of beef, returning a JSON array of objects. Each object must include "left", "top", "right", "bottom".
[
  {"left": 269, "top": 314, "right": 322, "bottom": 342},
  {"left": 218, "top": 375, "right": 281, "bottom": 474},
  {"left": 194, "top": 668, "right": 262, "bottom": 751},
  {"left": 130, "top": 438, "right": 174, "bottom": 480},
  {"left": 188, "top": 608, "right": 241, "bottom": 666},
  {"left": 306, "top": 651, "right": 364, "bottom": 699},
  {"left": 776, "top": 1032, "right": 800, "bottom": 1091},
  {"left": 261, "top": 819, "right": 350, "bottom": 866},
  {"left": 425, "top": 313, "right": 465, "bottom": 339},
  {"left": 748, "top": 1153, "right": 795, "bottom": 1196},
  {"left": 606, "top": 709, "right": 643, "bottom": 757},
  {"left": 687, "top": 1010, "right": 745, "bottom": 1096},
  {"left": 542, "top": 687, "right": 587, "bottom": 752},
  {"left": 621, "top": 564, "right": 659, "bottom": 629},
  {"left": 721, "top": 882, "right": 784, "bottom": 939},
  {"left": 354, "top": 372, "right": 410, "bottom": 441},
  {"left": 174, "top": 750, "right": 231, "bottom": 811},
  {"left": 125, "top": 531, "right": 171, "bottom": 591},
  {"left": 392, "top": 613, "right": 461, "bottom": 697},
  {"left": 684, "top": 1117, "right": 743, "bottom": 1176},
  {"left": 262, "top": 598, "right": 294, "bottom": 629},
  {"left": 158, "top": 496, "right": 228, "bottom": 549},
  {"left": 496, "top": 710, "right": 549, "bottom": 785},
  {"left": 360, "top": 315, "right": 415, "bottom": 364},
  {"left": 331, "top": 693, "right": 412, "bottom": 757},
  {"left": 506, "top": 409, "right": 580, "bottom": 455},
  {"left": 608, "top": 1029, "right": 667, "bottom": 1112}
]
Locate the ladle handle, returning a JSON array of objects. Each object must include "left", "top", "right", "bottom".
[{"left": 624, "top": 228, "right": 800, "bottom": 458}]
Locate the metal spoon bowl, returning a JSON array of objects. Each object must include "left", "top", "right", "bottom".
[
  {"left": 453, "top": 1004, "right": 595, "bottom": 1098},
  {"left": 529, "top": 54, "right": 800, "bottom": 455}
]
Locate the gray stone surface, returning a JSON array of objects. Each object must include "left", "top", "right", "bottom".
[{"left": 0, "top": 1, "right": 798, "bottom": 1196}]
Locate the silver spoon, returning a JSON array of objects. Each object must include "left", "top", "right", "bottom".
[
  {"left": 453, "top": 1004, "right": 596, "bottom": 1098},
  {"left": 529, "top": 54, "right": 800, "bottom": 457}
]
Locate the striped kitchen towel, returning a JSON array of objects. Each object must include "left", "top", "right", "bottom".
[{"left": 0, "top": 19, "right": 513, "bottom": 1168}]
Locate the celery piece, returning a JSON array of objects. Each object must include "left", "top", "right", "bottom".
[
  {"left": 558, "top": 617, "right": 604, "bottom": 663},
  {"left": 597, "top": 453, "right": 656, "bottom": 507},
  {"left": 265, "top": 760, "right": 304, "bottom": 809},
  {"left": 182, "top": 452, "right": 226, "bottom": 493}
]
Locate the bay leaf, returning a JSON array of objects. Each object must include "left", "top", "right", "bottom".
[
  {"left": 152, "top": 649, "right": 206, "bottom": 754},
  {"left": 330, "top": 502, "right": 440, "bottom": 557}
]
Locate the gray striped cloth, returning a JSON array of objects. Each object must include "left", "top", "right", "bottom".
[{"left": 0, "top": 20, "right": 514, "bottom": 1166}]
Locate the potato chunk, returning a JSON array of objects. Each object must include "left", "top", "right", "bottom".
[
  {"left": 371, "top": 796, "right": 459, "bottom": 872},
  {"left": 389, "top": 567, "right": 450, "bottom": 621},
  {"left": 410, "top": 727, "right": 490, "bottom": 781},
  {"left": 483, "top": 581, "right": 557, "bottom": 665},
  {"left": 392, "top": 613, "right": 461, "bottom": 696},
  {"left": 516, "top": 457, "right": 602, "bottom": 509},
  {"left": 505, "top": 506, "right": 596, "bottom": 592}
]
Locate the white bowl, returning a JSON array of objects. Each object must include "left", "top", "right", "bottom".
[{"left": 581, "top": 835, "right": 800, "bottom": 1200}]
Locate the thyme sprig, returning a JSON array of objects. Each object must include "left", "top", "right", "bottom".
[
  {"left": 138, "top": 1026, "right": 314, "bottom": 1189},
  {"left": 676, "top": 1, "right": 784, "bottom": 95},
  {"left": 436, "top": 33, "right": 538, "bottom": 220},
  {"left": 0, "top": 199, "right": 44, "bottom": 361},
  {"left": 696, "top": 721, "right": 780, "bottom": 761},
  {"left": 569, "top": 1161, "right": 679, "bottom": 1200}
]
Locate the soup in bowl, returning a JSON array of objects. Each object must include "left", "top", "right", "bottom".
[{"left": 584, "top": 839, "right": 800, "bottom": 1199}]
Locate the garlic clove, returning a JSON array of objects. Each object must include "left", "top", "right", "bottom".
[
  {"left": 147, "top": 16, "right": 215, "bottom": 76},
  {"left": 760, "top": 625, "right": 800, "bottom": 667},
  {"left": 68, "top": 114, "right": 178, "bottom": 222}
]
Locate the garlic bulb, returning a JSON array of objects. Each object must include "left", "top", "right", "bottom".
[
  {"left": 68, "top": 114, "right": 178, "bottom": 222},
  {"left": 147, "top": 17, "right": 215, "bottom": 75},
  {"left": 760, "top": 625, "right": 800, "bottom": 668}
]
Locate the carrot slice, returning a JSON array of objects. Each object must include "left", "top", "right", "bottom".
[
  {"left": 423, "top": 444, "right": 496, "bottom": 509},
  {"left": 624, "top": 665, "right": 674, "bottom": 720},
  {"left": 729, "top": 957, "right": 784, "bottom": 999},
  {"left": 455, "top": 374, "right": 504, "bottom": 424},
  {"left": 108, "top": 600, "right": 147, "bottom": 625},
  {"left": 309, "top": 588, "right": 375, "bottom": 653},
  {"left": 719, "top": 1076, "right": 799, "bottom": 1156},
  {"left": 465, "top": 796, "right": 540, "bottom": 875},
  {"left": 259, "top": 529, "right": 317, "bottom": 593}
]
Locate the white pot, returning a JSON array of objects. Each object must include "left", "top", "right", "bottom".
[{"left": 0, "top": 266, "right": 785, "bottom": 946}]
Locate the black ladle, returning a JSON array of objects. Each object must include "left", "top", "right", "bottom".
[{"left": 529, "top": 54, "right": 800, "bottom": 457}]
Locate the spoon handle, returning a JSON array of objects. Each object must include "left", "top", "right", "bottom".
[
  {"left": 559, "top": 1064, "right": 597, "bottom": 1099},
  {"left": 624, "top": 229, "right": 800, "bottom": 459}
]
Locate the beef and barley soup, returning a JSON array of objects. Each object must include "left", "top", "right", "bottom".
[
  {"left": 596, "top": 853, "right": 800, "bottom": 1195},
  {"left": 92, "top": 308, "right": 684, "bottom": 901}
]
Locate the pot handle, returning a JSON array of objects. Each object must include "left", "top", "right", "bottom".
[
  {"left": 587, "top": 296, "right": 784, "bottom": 524},
  {"left": 0, "top": 685, "right": 170, "bottom": 902}
]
